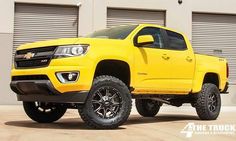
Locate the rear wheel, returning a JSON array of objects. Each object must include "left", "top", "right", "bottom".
[
  {"left": 78, "top": 75, "right": 132, "bottom": 129},
  {"left": 23, "top": 102, "right": 67, "bottom": 123},
  {"left": 135, "top": 99, "right": 161, "bottom": 117},
  {"left": 194, "top": 83, "right": 221, "bottom": 120}
]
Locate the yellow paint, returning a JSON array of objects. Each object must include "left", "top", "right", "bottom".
[
  {"left": 137, "top": 35, "right": 154, "bottom": 44},
  {"left": 12, "top": 24, "right": 228, "bottom": 94}
]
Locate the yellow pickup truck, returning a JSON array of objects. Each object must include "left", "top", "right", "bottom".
[{"left": 10, "top": 24, "right": 229, "bottom": 129}]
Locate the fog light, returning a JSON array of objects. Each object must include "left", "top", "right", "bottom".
[
  {"left": 56, "top": 72, "right": 79, "bottom": 83},
  {"left": 68, "top": 73, "right": 77, "bottom": 81}
]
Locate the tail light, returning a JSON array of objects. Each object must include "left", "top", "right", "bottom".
[{"left": 226, "top": 63, "right": 229, "bottom": 78}]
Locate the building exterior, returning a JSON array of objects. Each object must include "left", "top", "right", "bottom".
[{"left": 0, "top": 0, "right": 235, "bottom": 105}]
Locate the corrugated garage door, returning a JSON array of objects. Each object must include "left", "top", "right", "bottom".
[
  {"left": 107, "top": 9, "right": 165, "bottom": 28},
  {"left": 14, "top": 3, "right": 78, "bottom": 55},
  {"left": 192, "top": 13, "right": 236, "bottom": 82}
]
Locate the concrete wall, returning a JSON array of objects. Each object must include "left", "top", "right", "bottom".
[
  {"left": 0, "top": 0, "right": 235, "bottom": 105},
  {"left": 0, "top": 0, "right": 16, "bottom": 104},
  {"left": 77, "top": 0, "right": 106, "bottom": 36}
]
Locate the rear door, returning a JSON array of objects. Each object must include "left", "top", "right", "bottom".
[{"left": 163, "top": 29, "right": 195, "bottom": 93}]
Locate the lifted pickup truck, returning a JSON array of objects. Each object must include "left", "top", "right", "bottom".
[{"left": 10, "top": 24, "right": 229, "bottom": 129}]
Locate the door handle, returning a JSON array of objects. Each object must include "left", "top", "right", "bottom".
[
  {"left": 186, "top": 56, "right": 193, "bottom": 62},
  {"left": 162, "top": 54, "right": 170, "bottom": 60}
]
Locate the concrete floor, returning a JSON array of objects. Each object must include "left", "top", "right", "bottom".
[{"left": 0, "top": 105, "right": 235, "bottom": 141}]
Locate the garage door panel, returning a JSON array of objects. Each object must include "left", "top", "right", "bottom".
[
  {"left": 107, "top": 9, "right": 165, "bottom": 28},
  {"left": 192, "top": 13, "right": 236, "bottom": 82},
  {"left": 13, "top": 4, "right": 78, "bottom": 56}
]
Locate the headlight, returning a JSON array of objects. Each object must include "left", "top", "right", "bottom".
[{"left": 54, "top": 44, "right": 89, "bottom": 58}]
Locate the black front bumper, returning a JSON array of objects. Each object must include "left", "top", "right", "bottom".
[{"left": 10, "top": 80, "right": 88, "bottom": 103}]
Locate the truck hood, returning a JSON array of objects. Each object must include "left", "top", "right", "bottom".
[{"left": 17, "top": 37, "right": 125, "bottom": 50}]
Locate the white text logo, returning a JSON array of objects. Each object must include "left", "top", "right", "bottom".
[{"left": 181, "top": 123, "right": 236, "bottom": 138}]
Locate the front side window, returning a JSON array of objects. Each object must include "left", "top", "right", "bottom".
[
  {"left": 135, "top": 27, "right": 164, "bottom": 48},
  {"left": 86, "top": 25, "right": 138, "bottom": 40},
  {"left": 166, "top": 30, "right": 187, "bottom": 50}
]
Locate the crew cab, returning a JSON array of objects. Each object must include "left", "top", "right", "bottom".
[{"left": 10, "top": 24, "right": 229, "bottom": 129}]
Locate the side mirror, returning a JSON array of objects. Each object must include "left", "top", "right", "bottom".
[{"left": 137, "top": 35, "right": 154, "bottom": 46}]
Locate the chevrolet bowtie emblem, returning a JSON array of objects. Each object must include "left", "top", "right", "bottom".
[{"left": 24, "top": 52, "right": 35, "bottom": 59}]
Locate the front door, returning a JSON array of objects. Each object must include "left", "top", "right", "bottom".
[{"left": 133, "top": 27, "right": 173, "bottom": 93}]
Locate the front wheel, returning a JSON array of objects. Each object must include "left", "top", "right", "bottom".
[
  {"left": 194, "top": 83, "right": 221, "bottom": 120},
  {"left": 78, "top": 75, "right": 132, "bottom": 129},
  {"left": 23, "top": 102, "right": 67, "bottom": 123}
]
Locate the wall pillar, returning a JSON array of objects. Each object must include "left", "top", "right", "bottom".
[{"left": 0, "top": 0, "right": 16, "bottom": 104}]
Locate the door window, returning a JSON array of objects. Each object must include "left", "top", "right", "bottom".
[
  {"left": 166, "top": 30, "right": 187, "bottom": 50},
  {"left": 135, "top": 27, "right": 164, "bottom": 48}
]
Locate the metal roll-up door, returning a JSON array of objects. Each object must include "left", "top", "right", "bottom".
[
  {"left": 14, "top": 3, "right": 78, "bottom": 55},
  {"left": 107, "top": 9, "right": 165, "bottom": 28},
  {"left": 192, "top": 13, "right": 236, "bottom": 82}
]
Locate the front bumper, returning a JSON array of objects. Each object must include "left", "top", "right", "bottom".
[
  {"left": 10, "top": 80, "right": 88, "bottom": 103},
  {"left": 11, "top": 65, "right": 94, "bottom": 93}
]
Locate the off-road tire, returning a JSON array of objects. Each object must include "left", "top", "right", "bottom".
[
  {"left": 23, "top": 102, "right": 67, "bottom": 123},
  {"left": 195, "top": 83, "right": 221, "bottom": 120},
  {"left": 78, "top": 75, "right": 132, "bottom": 129},
  {"left": 135, "top": 99, "right": 161, "bottom": 117}
]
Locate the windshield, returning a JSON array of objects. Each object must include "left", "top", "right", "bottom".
[{"left": 86, "top": 25, "right": 138, "bottom": 40}]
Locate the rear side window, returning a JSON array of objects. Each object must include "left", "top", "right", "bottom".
[{"left": 166, "top": 30, "right": 187, "bottom": 50}]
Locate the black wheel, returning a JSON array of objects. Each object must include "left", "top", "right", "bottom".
[
  {"left": 23, "top": 102, "right": 67, "bottom": 123},
  {"left": 78, "top": 75, "right": 132, "bottom": 129},
  {"left": 135, "top": 99, "right": 161, "bottom": 117},
  {"left": 195, "top": 83, "right": 221, "bottom": 120}
]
